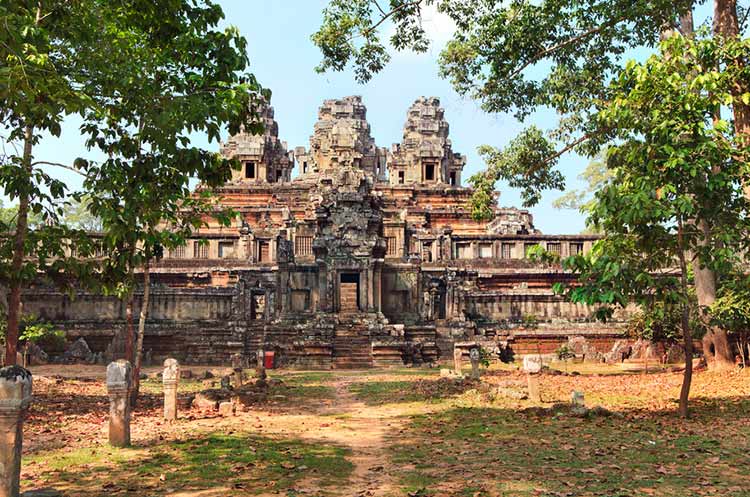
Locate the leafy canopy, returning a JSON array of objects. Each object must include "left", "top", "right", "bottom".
[
  {"left": 555, "top": 34, "right": 750, "bottom": 320},
  {"left": 314, "top": 0, "right": 696, "bottom": 214}
]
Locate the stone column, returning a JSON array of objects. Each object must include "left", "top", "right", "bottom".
[
  {"left": 106, "top": 360, "right": 132, "bottom": 447},
  {"left": 0, "top": 366, "right": 32, "bottom": 497},
  {"left": 162, "top": 358, "right": 179, "bottom": 421},
  {"left": 453, "top": 347, "right": 462, "bottom": 376},
  {"left": 256, "top": 349, "right": 267, "bottom": 384},
  {"left": 469, "top": 347, "right": 480, "bottom": 379},
  {"left": 523, "top": 355, "right": 543, "bottom": 403},
  {"left": 231, "top": 353, "right": 244, "bottom": 389}
]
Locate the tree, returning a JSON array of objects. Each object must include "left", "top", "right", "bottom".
[
  {"left": 554, "top": 34, "right": 750, "bottom": 417},
  {"left": 313, "top": 0, "right": 747, "bottom": 368},
  {"left": 710, "top": 277, "right": 750, "bottom": 367},
  {"left": 0, "top": 0, "right": 105, "bottom": 365},
  {"left": 62, "top": 195, "right": 102, "bottom": 232},
  {"left": 552, "top": 150, "right": 612, "bottom": 212},
  {"left": 76, "top": 0, "right": 265, "bottom": 403}
]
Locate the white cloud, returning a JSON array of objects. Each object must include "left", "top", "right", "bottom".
[
  {"left": 418, "top": 4, "right": 456, "bottom": 46},
  {"left": 385, "top": 3, "right": 456, "bottom": 59}
]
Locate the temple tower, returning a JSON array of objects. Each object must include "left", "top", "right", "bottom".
[
  {"left": 295, "top": 96, "right": 387, "bottom": 181},
  {"left": 388, "top": 97, "right": 466, "bottom": 186},
  {"left": 220, "top": 100, "right": 294, "bottom": 184}
]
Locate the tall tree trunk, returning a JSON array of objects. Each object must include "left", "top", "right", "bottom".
[
  {"left": 130, "top": 257, "right": 150, "bottom": 406},
  {"left": 694, "top": 221, "right": 734, "bottom": 369},
  {"left": 677, "top": 221, "right": 694, "bottom": 418},
  {"left": 714, "top": 0, "right": 750, "bottom": 178},
  {"left": 5, "top": 126, "right": 33, "bottom": 366}
]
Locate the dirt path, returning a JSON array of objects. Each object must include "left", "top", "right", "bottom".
[{"left": 316, "top": 375, "right": 397, "bottom": 497}]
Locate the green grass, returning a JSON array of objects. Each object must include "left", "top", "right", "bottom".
[{"left": 25, "top": 432, "right": 353, "bottom": 496}]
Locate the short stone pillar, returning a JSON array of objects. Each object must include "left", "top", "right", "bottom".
[
  {"left": 523, "top": 355, "right": 543, "bottom": 403},
  {"left": 162, "top": 358, "right": 179, "bottom": 421},
  {"left": 0, "top": 366, "right": 32, "bottom": 497},
  {"left": 106, "top": 360, "right": 132, "bottom": 447},
  {"left": 231, "top": 353, "right": 244, "bottom": 370},
  {"left": 571, "top": 391, "right": 585, "bottom": 407},
  {"left": 231, "top": 353, "right": 244, "bottom": 389},
  {"left": 256, "top": 349, "right": 267, "bottom": 382},
  {"left": 453, "top": 347, "right": 462, "bottom": 376},
  {"left": 469, "top": 347, "right": 481, "bottom": 379}
]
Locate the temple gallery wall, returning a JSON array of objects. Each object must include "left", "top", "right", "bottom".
[{"left": 22, "top": 96, "right": 628, "bottom": 368}]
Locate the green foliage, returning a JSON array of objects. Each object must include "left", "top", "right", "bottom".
[
  {"left": 473, "top": 127, "right": 565, "bottom": 213},
  {"left": 626, "top": 301, "right": 701, "bottom": 344},
  {"left": 522, "top": 313, "right": 539, "bottom": 328},
  {"left": 0, "top": 314, "right": 64, "bottom": 348},
  {"left": 555, "top": 34, "right": 750, "bottom": 343},
  {"left": 710, "top": 277, "right": 750, "bottom": 335},
  {"left": 314, "top": 0, "right": 695, "bottom": 212},
  {"left": 556, "top": 344, "right": 575, "bottom": 361},
  {"left": 477, "top": 346, "right": 492, "bottom": 368},
  {"left": 526, "top": 243, "right": 560, "bottom": 265},
  {"left": 552, "top": 150, "right": 613, "bottom": 215},
  {"left": 71, "top": 0, "right": 266, "bottom": 296},
  {"left": 61, "top": 195, "right": 102, "bottom": 232}
]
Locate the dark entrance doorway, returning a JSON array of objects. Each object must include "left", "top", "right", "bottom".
[{"left": 340, "top": 273, "right": 360, "bottom": 312}]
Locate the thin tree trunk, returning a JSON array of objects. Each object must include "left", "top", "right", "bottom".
[
  {"left": 676, "top": 220, "right": 694, "bottom": 418},
  {"left": 5, "top": 125, "right": 34, "bottom": 366},
  {"left": 130, "top": 257, "right": 150, "bottom": 406},
  {"left": 125, "top": 293, "right": 134, "bottom": 362}
]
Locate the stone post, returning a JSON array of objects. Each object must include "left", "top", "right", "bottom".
[
  {"left": 522, "top": 355, "right": 543, "bottom": 403},
  {"left": 231, "top": 353, "right": 244, "bottom": 389},
  {"left": 106, "top": 360, "right": 132, "bottom": 447},
  {"left": 256, "top": 349, "right": 267, "bottom": 384},
  {"left": 0, "top": 366, "right": 32, "bottom": 497},
  {"left": 162, "top": 358, "right": 179, "bottom": 421},
  {"left": 469, "top": 347, "right": 480, "bottom": 379},
  {"left": 453, "top": 346, "right": 462, "bottom": 376}
]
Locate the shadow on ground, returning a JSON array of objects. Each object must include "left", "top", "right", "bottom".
[
  {"left": 25, "top": 432, "right": 353, "bottom": 497},
  {"left": 387, "top": 397, "right": 750, "bottom": 497}
]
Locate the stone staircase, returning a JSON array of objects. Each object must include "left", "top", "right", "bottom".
[{"left": 332, "top": 321, "right": 373, "bottom": 369}]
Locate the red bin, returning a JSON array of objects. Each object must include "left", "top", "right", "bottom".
[{"left": 264, "top": 351, "right": 275, "bottom": 369}]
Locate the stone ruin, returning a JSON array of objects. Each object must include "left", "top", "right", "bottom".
[
  {"left": 220, "top": 99, "right": 294, "bottom": 184},
  {"left": 388, "top": 96, "right": 466, "bottom": 186},
  {"left": 21, "top": 95, "right": 630, "bottom": 369}
]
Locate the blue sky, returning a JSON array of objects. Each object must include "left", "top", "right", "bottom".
[{"left": 31, "top": 1, "right": 715, "bottom": 234}]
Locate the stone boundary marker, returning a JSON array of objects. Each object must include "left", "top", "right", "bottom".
[
  {"left": 523, "top": 355, "right": 543, "bottom": 402},
  {"left": 0, "top": 365, "right": 33, "bottom": 497},
  {"left": 162, "top": 359, "right": 179, "bottom": 421},
  {"left": 106, "top": 360, "right": 132, "bottom": 447}
]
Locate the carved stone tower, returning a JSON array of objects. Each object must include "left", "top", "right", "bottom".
[
  {"left": 220, "top": 100, "right": 294, "bottom": 184},
  {"left": 388, "top": 97, "right": 466, "bottom": 186}
]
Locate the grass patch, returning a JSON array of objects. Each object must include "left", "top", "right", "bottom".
[{"left": 24, "top": 432, "right": 353, "bottom": 496}]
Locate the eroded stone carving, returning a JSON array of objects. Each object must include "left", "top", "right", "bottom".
[
  {"left": 106, "top": 360, "right": 132, "bottom": 447},
  {"left": 0, "top": 366, "right": 32, "bottom": 497},
  {"left": 221, "top": 99, "right": 293, "bottom": 184},
  {"left": 388, "top": 97, "right": 466, "bottom": 186}
]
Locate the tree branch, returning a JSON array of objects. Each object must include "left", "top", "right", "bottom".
[
  {"left": 361, "top": 0, "right": 424, "bottom": 38},
  {"left": 32, "top": 161, "right": 86, "bottom": 177},
  {"left": 508, "top": 16, "right": 628, "bottom": 80}
]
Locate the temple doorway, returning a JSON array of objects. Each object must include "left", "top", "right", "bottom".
[{"left": 339, "top": 273, "right": 360, "bottom": 312}]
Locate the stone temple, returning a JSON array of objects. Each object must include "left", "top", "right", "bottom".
[{"left": 23, "top": 96, "right": 623, "bottom": 368}]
